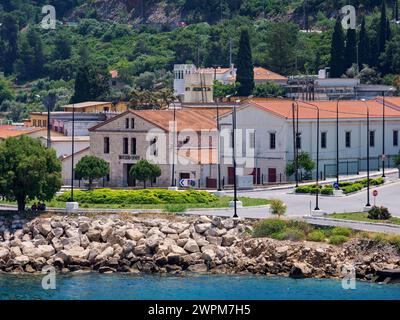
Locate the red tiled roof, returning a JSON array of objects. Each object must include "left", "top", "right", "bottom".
[
  {"left": 109, "top": 70, "right": 119, "bottom": 78},
  {"left": 90, "top": 108, "right": 231, "bottom": 132},
  {"left": 248, "top": 98, "right": 400, "bottom": 119},
  {"left": 0, "top": 125, "right": 44, "bottom": 140}
]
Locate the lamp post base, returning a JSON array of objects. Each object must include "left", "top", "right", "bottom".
[
  {"left": 229, "top": 200, "right": 243, "bottom": 208},
  {"left": 363, "top": 205, "right": 372, "bottom": 212},
  {"left": 213, "top": 191, "right": 225, "bottom": 197},
  {"left": 311, "top": 209, "right": 327, "bottom": 216},
  {"left": 66, "top": 202, "right": 79, "bottom": 213}
]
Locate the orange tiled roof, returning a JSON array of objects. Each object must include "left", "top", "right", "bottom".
[
  {"left": 109, "top": 70, "right": 119, "bottom": 78},
  {"left": 248, "top": 98, "right": 400, "bottom": 119},
  {"left": 129, "top": 108, "right": 230, "bottom": 132},
  {"left": 0, "top": 125, "right": 44, "bottom": 140},
  {"left": 90, "top": 108, "right": 231, "bottom": 132},
  {"left": 227, "top": 67, "right": 288, "bottom": 81}
]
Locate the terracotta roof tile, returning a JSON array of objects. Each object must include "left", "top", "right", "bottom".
[
  {"left": 249, "top": 99, "right": 400, "bottom": 119},
  {"left": 0, "top": 126, "right": 44, "bottom": 140}
]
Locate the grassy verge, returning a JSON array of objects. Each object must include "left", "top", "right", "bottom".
[
  {"left": 0, "top": 196, "right": 270, "bottom": 210},
  {"left": 329, "top": 212, "right": 400, "bottom": 225},
  {"left": 252, "top": 218, "right": 400, "bottom": 249}
]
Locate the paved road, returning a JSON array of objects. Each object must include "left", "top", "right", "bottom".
[{"left": 213, "top": 178, "right": 400, "bottom": 218}]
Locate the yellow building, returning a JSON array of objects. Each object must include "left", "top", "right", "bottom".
[
  {"left": 62, "top": 101, "right": 127, "bottom": 113},
  {"left": 26, "top": 101, "right": 128, "bottom": 128}
]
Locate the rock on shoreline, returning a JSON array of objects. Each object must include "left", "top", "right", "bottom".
[{"left": 0, "top": 214, "right": 399, "bottom": 283}]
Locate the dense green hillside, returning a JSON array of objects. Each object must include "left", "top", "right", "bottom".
[{"left": 0, "top": 0, "right": 399, "bottom": 121}]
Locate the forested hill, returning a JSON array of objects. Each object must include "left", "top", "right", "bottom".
[
  {"left": 0, "top": 0, "right": 394, "bottom": 27},
  {"left": 1, "top": 0, "right": 400, "bottom": 123}
]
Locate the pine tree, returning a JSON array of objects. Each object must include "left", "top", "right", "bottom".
[
  {"left": 378, "top": 0, "right": 387, "bottom": 54},
  {"left": 358, "top": 17, "right": 369, "bottom": 68},
  {"left": 344, "top": 28, "right": 357, "bottom": 70},
  {"left": 329, "top": 18, "right": 346, "bottom": 78},
  {"left": 236, "top": 29, "right": 254, "bottom": 96}
]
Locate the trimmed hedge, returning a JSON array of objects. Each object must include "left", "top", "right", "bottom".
[
  {"left": 56, "top": 188, "right": 218, "bottom": 205},
  {"left": 295, "top": 178, "right": 384, "bottom": 195}
]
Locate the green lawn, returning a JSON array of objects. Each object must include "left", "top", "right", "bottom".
[
  {"left": 330, "top": 212, "right": 400, "bottom": 225},
  {"left": 0, "top": 196, "right": 270, "bottom": 210}
]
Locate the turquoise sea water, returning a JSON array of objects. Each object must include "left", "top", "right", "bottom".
[{"left": 0, "top": 273, "right": 399, "bottom": 300}]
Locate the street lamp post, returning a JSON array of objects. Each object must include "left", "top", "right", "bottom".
[
  {"left": 362, "top": 99, "right": 371, "bottom": 208},
  {"left": 292, "top": 102, "right": 298, "bottom": 187},
  {"left": 71, "top": 103, "right": 75, "bottom": 202},
  {"left": 292, "top": 100, "right": 300, "bottom": 186},
  {"left": 171, "top": 100, "right": 177, "bottom": 188},
  {"left": 300, "top": 101, "right": 321, "bottom": 211},
  {"left": 232, "top": 101, "right": 238, "bottom": 218},
  {"left": 215, "top": 97, "right": 222, "bottom": 191},
  {"left": 382, "top": 91, "right": 386, "bottom": 178},
  {"left": 336, "top": 95, "right": 344, "bottom": 186}
]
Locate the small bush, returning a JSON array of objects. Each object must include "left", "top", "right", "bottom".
[
  {"left": 295, "top": 186, "right": 311, "bottom": 193},
  {"left": 321, "top": 185, "right": 333, "bottom": 195},
  {"left": 368, "top": 206, "right": 391, "bottom": 220},
  {"left": 341, "top": 183, "right": 363, "bottom": 194},
  {"left": 331, "top": 226, "right": 352, "bottom": 237},
  {"left": 277, "top": 228, "right": 306, "bottom": 241},
  {"left": 253, "top": 219, "right": 287, "bottom": 237},
  {"left": 163, "top": 204, "right": 187, "bottom": 213},
  {"left": 307, "top": 230, "right": 326, "bottom": 242},
  {"left": 269, "top": 199, "right": 287, "bottom": 218},
  {"left": 287, "top": 220, "right": 313, "bottom": 234},
  {"left": 329, "top": 235, "right": 349, "bottom": 245}
]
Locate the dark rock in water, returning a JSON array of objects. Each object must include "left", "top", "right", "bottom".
[
  {"left": 99, "top": 266, "right": 116, "bottom": 273},
  {"left": 166, "top": 264, "right": 182, "bottom": 273},
  {"left": 375, "top": 269, "right": 400, "bottom": 284},
  {"left": 289, "top": 265, "right": 306, "bottom": 279}
]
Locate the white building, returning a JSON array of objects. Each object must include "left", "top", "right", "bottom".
[
  {"left": 219, "top": 97, "right": 400, "bottom": 184},
  {"left": 173, "top": 64, "right": 288, "bottom": 103}
]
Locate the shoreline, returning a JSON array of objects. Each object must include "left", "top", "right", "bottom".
[{"left": 0, "top": 213, "right": 399, "bottom": 284}]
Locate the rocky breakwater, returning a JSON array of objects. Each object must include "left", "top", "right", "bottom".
[{"left": 0, "top": 214, "right": 399, "bottom": 282}]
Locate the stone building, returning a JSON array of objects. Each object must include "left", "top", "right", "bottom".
[{"left": 89, "top": 108, "right": 228, "bottom": 188}]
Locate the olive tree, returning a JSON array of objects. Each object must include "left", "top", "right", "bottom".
[
  {"left": 0, "top": 136, "right": 62, "bottom": 211},
  {"left": 75, "top": 155, "right": 109, "bottom": 190},
  {"left": 129, "top": 160, "right": 161, "bottom": 189}
]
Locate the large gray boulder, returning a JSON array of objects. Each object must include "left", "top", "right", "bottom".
[
  {"left": 183, "top": 239, "right": 200, "bottom": 253},
  {"left": 125, "top": 229, "right": 144, "bottom": 241},
  {"left": 38, "top": 223, "right": 52, "bottom": 237}
]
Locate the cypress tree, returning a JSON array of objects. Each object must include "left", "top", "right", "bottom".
[
  {"left": 344, "top": 28, "right": 357, "bottom": 70},
  {"left": 1, "top": 14, "right": 19, "bottom": 76},
  {"left": 393, "top": 0, "right": 399, "bottom": 21},
  {"left": 329, "top": 18, "right": 346, "bottom": 78},
  {"left": 358, "top": 17, "right": 369, "bottom": 68},
  {"left": 27, "top": 28, "right": 45, "bottom": 78},
  {"left": 236, "top": 29, "right": 254, "bottom": 96},
  {"left": 386, "top": 18, "right": 391, "bottom": 40},
  {"left": 378, "top": 0, "right": 387, "bottom": 54}
]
